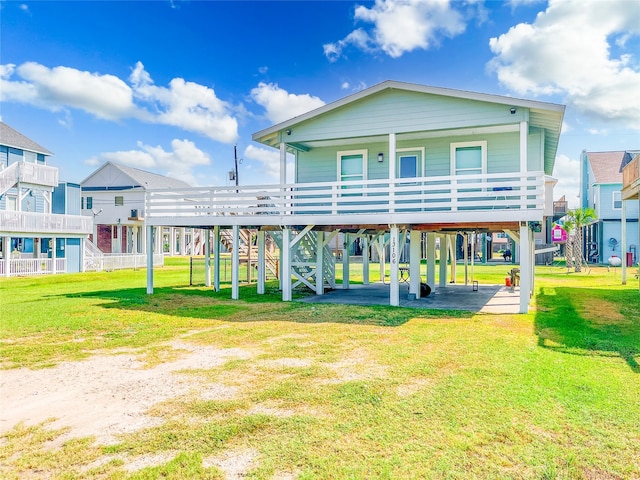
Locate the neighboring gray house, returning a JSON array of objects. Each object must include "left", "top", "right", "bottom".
[
  {"left": 580, "top": 150, "right": 639, "bottom": 265},
  {"left": 0, "top": 122, "right": 92, "bottom": 276},
  {"left": 143, "top": 80, "right": 565, "bottom": 313}
]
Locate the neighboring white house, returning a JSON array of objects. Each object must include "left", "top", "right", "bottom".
[
  {"left": 143, "top": 80, "right": 565, "bottom": 313},
  {"left": 0, "top": 122, "right": 92, "bottom": 276},
  {"left": 580, "top": 150, "right": 640, "bottom": 265},
  {"left": 80, "top": 162, "right": 206, "bottom": 256}
]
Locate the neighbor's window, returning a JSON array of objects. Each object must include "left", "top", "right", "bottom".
[
  {"left": 613, "top": 191, "right": 622, "bottom": 209},
  {"left": 115, "top": 196, "right": 124, "bottom": 206},
  {"left": 86, "top": 197, "right": 93, "bottom": 210}
]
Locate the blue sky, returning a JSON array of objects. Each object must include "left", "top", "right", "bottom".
[{"left": 1, "top": 0, "right": 639, "bottom": 207}]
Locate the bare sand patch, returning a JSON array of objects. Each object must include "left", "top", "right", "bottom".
[
  {"left": 203, "top": 448, "right": 258, "bottom": 479},
  {"left": 0, "top": 343, "right": 252, "bottom": 445}
]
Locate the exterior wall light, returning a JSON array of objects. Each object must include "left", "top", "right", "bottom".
[
  {"left": 378, "top": 152, "right": 384, "bottom": 163},
  {"left": 510, "top": 107, "right": 517, "bottom": 114}
]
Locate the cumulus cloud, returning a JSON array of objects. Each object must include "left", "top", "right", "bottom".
[
  {"left": 250, "top": 82, "right": 325, "bottom": 124},
  {"left": 243, "top": 144, "right": 295, "bottom": 182},
  {"left": 324, "top": 0, "right": 466, "bottom": 61},
  {"left": 489, "top": 0, "right": 640, "bottom": 129},
  {"left": 0, "top": 61, "right": 240, "bottom": 141},
  {"left": 129, "top": 62, "right": 238, "bottom": 143},
  {"left": 1, "top": 62, "right": 134, "bottom": 119},
  {"left": 85, "top": 139, "right": 211, "bottom": 186}
]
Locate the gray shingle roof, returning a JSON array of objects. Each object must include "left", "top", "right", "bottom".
[
  {"left": 0, "top": 122, "right": 53, "bottom": 155},
  {"left": 113, "top": 162, "right": 192, "bottom": 189}
]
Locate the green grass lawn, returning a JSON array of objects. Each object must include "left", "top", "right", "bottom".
[{"left": 1, "top": 258, "right": 639, "bottom": 479}]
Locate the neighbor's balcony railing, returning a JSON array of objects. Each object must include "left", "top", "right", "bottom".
[
  {"left": 146, "top": 171, "right": 545, "bottom": 221},
  {"left": 0, "top": 211, "right": 93, "bottom": 235}
]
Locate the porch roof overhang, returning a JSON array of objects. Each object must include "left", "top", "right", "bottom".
[{"left": 252, "top": 80, "right": 565, "bottom": 176}]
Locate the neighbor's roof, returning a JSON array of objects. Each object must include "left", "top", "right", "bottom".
[
  {"left": 81, "top": 161, "right": 192, "bottom": 189},
  {"left": 252, "top": 80, "right": 565, "bottom": 175},
  {"left": 587, "top": 150, "right": 640, "bottom": 184},
  {"left": 0, "top": 122, "right": 53, "bottom": 156}
]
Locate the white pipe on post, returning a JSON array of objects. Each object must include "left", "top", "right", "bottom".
[
  {"left": 257, "top": 230, "right": 266, "bottom": 294},
  {"left": 409, "top": 230, "right": 421, "bottom": 298},
  {"left": 213, "top": 225, "right": 220, "bottom": 292},
  {"left": 146, "top": 226, "right": 154, "bottom": 294},
  {"left": 282, "top": 227, "right": 292, "bottom": 301},
  {"left": 205, "top": 229, "right": 211, "bottom": 287}
]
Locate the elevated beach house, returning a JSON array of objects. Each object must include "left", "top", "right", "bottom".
[
  {"left": 144, "top": 81, "right": 565, "bottom": 313},
  {"left": 0, "top": 122, "right": 92, "bottom": 276}
]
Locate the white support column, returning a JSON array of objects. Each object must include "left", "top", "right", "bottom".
[
  {"left": 316, "top": 231, "right": 324, "bottom": 295},
  {"left": 390, "top": 225, "right": 400, "bottom": 306},
  {"left": 519, "top": 222, "right": 531, "bottom": 314},
  {"left": 213, "top": 225, "right": 220, "bottom": 292},
  {"left": 52, "top": 238, "right": 57, "bottom": 274},
  {"left": 247, "top": 230, "right": 253, "bottom": 284},
  {"left": 257, "top": 230, "right": 266, "bottom": 295},
  {"left": 205, "top": 229, "right": 211, "bottom": 287},
  {"left": 282, "top": 227, "right": 292, "bottom": 301},
  {"left": 449, "top": 234, "right": 457, "bottom": 283},
  {"left": 79, "top": 238, "right": 85, "bottom": 273},
  {"left": 427, "top": 233, "right": 436, "bottom": 288},
  {"left": 409, "top": 230, "right": 421, "bottom": 298},
  {"left": 231, "top": 225, "right": 240, "bottom": 300},
  {"left": 379, "top": 234, "right": 386, "bottom": 283},
  {"left": 342, "top": 233, "right": 350, "bottom": 289},
  {"left": 463, "top": 233, "right": 469, "bottom": 285},
  {"left": 3, "top": 237, "right": 10, "bottom": 277},
  {"left": 362, "top": 235, "right": 370, "bottom": 285},
  {"left": 132, "top": 227, "right": 139, "bottom": 254},
  {"left": 439, "top": 234, "right": 448, "bottom": 288},
  {"left": 232, "top": 225, "right": 240, "bottom": 300},
  {"left": 520, "top": 119, "right": 529, "bottom": 173},
  {"left": 179, "top": 228, "right": 186, "bottom": 256},
  {"left": 141, "top": 225, "right": 146, "bottom": 254},
  {"left": 170, "top": 227, "right": 176, "bottom": 256},
  {"left": 280, "top": 142, "right": 287, "bottom": 186},
  {"left": 389, "top": 133, "right": 396, "bottom": 212},
  {"left": 621, "top": 199, "right": 627, "bottom": 284},
  {"left": 146, "top": 226, "right": 154, "bottom": 294}
]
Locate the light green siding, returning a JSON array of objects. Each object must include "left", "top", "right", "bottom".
[
  {"left": 287, "top": 90, "right": 525, "bottom": 144},
  {"left": 296, "top": 131, "right": 544, "bottom": 183}
]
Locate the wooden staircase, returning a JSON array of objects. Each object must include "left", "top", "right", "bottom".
[{"left": 219, "top": 228, "right": 279, "bottom": 279}]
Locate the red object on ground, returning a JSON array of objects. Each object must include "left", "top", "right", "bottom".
[{"left": 505, "top": 277, "right": 511, "bottom": 287}]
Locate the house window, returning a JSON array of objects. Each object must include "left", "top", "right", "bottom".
[
  {"left": 451, "top": 141, "right": 487, "bottom": 177},
  {"left": 613, "top": 191, "right": 622, "bottom": 210},
  {"left": 86, "top": 197, "right": 93, "bottom": 210},
  {"left": 337, "top": 150, "right": 366, "bottom": 189},
  {"left": 115, "top": 196, "right": 124, "bottom": 206},
  {"left": 396, "top": 148, "right": 424, "bottom": 179}
]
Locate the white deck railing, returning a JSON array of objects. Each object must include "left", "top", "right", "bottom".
[
  {"left": 146, "top": 171, "right": 545, "bottom": 221},
  {"left": 0, "top": 211, "right": 93, "bottom": 235},
  {"left": 0, "top": 258, "right": 66, "bottom": 277},
  {"left": 17, "top": 161, "right": 59, "bottom": 188}
]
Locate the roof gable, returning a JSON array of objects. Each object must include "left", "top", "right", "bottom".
[
  {"left": 81, "top": 162, "right": 192, "bottom": 189},
  {"left": 252, "top": 80, "right": 564, "bottom": 175},
  {"left": 0, "top": 122, "right": 53, "bottom": 156}
]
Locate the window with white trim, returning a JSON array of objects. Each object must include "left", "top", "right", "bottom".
[
  {"left": 450, "top": 141, "right": 487, "bottom": 177},
  {"left": 115, "top": 196, "right": 124, "bottom": 206},
  {"left": 613, "top": 191, "right": 622, "bottom": 210},
  {"left": 337, "top": 150, "right": 367, "bottom": 190}
]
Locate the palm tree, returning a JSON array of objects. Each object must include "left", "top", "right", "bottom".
[{"left": 563, "top": 207, "right": 597, "bottom": 272}]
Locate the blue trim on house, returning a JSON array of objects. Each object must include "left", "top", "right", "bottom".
[{"left": 82, "top": 185, "right": 143, "bottom": 191}]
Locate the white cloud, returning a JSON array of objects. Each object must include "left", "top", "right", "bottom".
[
  {"left": 324, "top": 0, "right": 466, "bottom": 61},
  {"left": 86, "top": 139, "right": 211, "bottom": 186},
  {"left": 0, "top": 61, "right": 240, "bottom": 142},
  {"left": 243, "top": 144, "right": 295, "bottom": 182},
  {"left": 129, "top": 62, "right": 239, "bottom": 143},
  {"left": 1, "top": 62, "right": 135, "bottom": 119},
  {"left": 489, "top": 0, "right": 640, "bottom": 129},
  {"left": 250, "top": 82, "right": 325, "bottom": 124},
  {"left": 552, "top": 154, "right": 581, "bottom": 208}
]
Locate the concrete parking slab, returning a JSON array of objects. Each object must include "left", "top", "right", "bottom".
[{"left": 298, "top": 282, "right": 521, "bottom": 314}]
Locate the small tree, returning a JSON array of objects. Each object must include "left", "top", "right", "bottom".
[{"left": 563, "top": 207, "right": 597, "bottom": 272}]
